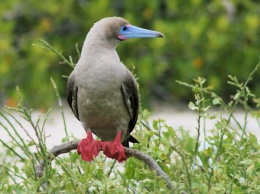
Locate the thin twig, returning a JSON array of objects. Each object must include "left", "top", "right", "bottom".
[
  {"left": 33, "top": 40, "right": 75, "bottom": 68},
  {"left": 36, "top": 141, "right": 177, "bottom": 192},
  {"left": 107, "top": 160, "right": 116, "bottom": 178},
  {"left": 171, "top": 145, "right": 192, "bottom": 193},
  {"left": 50, "top": 77, "right": 69, "bottom": 140}
]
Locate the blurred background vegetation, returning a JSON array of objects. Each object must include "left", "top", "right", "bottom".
[{"left": 1, "top": 0, "right": 259, "bottom": 109}]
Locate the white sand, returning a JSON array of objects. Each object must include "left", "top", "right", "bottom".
[{"left": 1, "top": 102, "right": 259, "bottom": 152}]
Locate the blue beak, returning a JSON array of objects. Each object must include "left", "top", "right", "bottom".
[{"left": 117, "top": 24, "right": 164, "bottom": 40}]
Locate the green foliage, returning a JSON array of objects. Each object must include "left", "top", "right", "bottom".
[
  {"left": 1, "top": 0, "right": 260, "bottom": 108},
  {"left": 1, "top": 61, "right": 260, "bottom": 193}
]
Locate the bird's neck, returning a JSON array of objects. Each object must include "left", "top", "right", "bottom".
[
  {"left": 81, "top": 38, "right": 116, "bottom": 56},
  {"left": 77, "top": 40, "right": 121, "bottom": 70}
]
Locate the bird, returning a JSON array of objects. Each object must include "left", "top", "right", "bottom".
[{"left": 67, "top": 17, "right": 164, "bottom": 162}]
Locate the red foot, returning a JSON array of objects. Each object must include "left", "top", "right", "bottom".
[
  {"left": 77, "top": 132, "right": 102, "bottom": 162},
  {"left": 102, "top": 131, "right": 126, "bottom": 162}
]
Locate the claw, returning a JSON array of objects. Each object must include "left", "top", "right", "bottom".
[
  {"left": 77, "top": 132, "right": 102, "bottom": 162},
  {"left": 77, "top": 131, "right": 127, "bottom": 162},
  {"left": 102, "top": 131, "right": 126, "bottom": 162}
]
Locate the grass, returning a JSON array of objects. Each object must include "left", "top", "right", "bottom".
[{"left": 0, "top": 42, "right": 259, "bottom": 193}]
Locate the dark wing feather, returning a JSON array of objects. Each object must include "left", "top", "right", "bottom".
[
  {"left": 121, "top": 70, "right": 139, "bottom": 147},
  {"left": 67, "top": 71, "right": 80, "bottom": 120}
]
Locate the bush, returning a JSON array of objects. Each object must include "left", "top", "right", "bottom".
[{"left": 1, "top": 57, "right": 259, "bottom": 193}]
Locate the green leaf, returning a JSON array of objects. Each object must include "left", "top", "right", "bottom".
[
  {"left": 212, "top": 97, "right": 221, "bottom": 105},
  {"left": 188, "top": 102, "right": 198, "bottom": 110},
  {"left": 254, "top": 159, "right": 260, "bottom": 170}
]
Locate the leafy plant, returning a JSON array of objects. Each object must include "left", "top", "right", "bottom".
[{"left": 0, "top": 40, "right": 259, "bottom": 193}]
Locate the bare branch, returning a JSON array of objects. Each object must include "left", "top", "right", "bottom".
[
  {"left": 124, "top": 147, "right": 175, "bottom": 191},
  {"left": 36, "top": 140, "right": 177, "bottom": 192}
]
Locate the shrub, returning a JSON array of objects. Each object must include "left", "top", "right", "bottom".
[{"left": 1, "top": 54, "right": 259, "bottom": 193}]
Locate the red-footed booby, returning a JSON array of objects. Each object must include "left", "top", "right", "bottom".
[{"left": 67, "top": 17, "right": 164, "bottom": 162}]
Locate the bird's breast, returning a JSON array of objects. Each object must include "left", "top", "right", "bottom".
[{"left": 75, "top": 63, "right": 130, "bottom": 141}]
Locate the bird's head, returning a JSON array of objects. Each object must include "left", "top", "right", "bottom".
[{"left": 87, "top": 17, "right": 164, "bottom": 48}]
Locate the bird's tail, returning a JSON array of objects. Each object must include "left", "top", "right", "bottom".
[{"left": 122, "top": 135, "right": 139, "bottom": 147}]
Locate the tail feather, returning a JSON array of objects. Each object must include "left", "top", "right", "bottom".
[{"left": 122, "top": 135, "right": 139, "bottom": 147}]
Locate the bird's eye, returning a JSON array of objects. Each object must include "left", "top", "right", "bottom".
[{"left": 122, "top": 26, "right": 127, "bottom": 31}]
